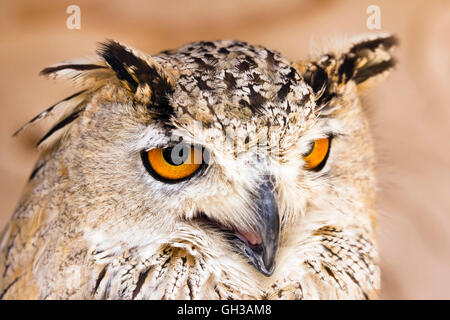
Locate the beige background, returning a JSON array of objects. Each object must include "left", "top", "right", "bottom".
[{"left": 0, "top": 0, "right": 449, "bottom": 299}]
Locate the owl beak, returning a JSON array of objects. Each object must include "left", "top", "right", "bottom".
[{"left": 234, "top": 177, "right": 280, "bottom": 277}]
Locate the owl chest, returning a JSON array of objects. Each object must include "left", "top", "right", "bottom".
[{"left": 82, "top": 245, "right": 258, "bottom": 300}]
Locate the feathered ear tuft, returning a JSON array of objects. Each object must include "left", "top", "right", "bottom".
[
  {"left": 38, "top": 56, "right": 110, "bottom": 86},
  {"left": 96, "top": 40, "right": 174, "bottom": 109},
  {"left": 15, "top": 40, "right": 176, "bottom": 146},
  {"left": 15, "top": 56, "right": 110, "bottom": 141},
  {"left": 294, "top": 34, "right": 398, "bottom": 106},
  {"left": 337, "top": 34, "right": 398, "bottom": 87},
  {"left": 12, "top": 90, "right": 87, "bottom": 138},
  {"left": 40, "top": 63, "right": 106, "bottom": 77}
]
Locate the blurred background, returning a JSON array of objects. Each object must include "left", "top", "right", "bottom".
[{"left": 0, "top": 0, "right": 449, "bottom": 299}]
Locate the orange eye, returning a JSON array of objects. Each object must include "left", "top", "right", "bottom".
[
  {"left": 303, "top": 138, "right": 331, "bottom": 170},
  {"left": 144, "top": 145, "right": 204, "bottom": 181}
]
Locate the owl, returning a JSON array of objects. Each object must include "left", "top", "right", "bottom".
[{"left": 0, "top": 34, "right": 397, "bottom": 299}]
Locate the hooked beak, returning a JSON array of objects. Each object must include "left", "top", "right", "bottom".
[{"left": 232, "top": 177, "right": 280, "bottom": 276}]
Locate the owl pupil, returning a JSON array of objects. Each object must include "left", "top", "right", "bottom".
[{"left": 162, "top": 147, "right": 188, "bottom": 166}]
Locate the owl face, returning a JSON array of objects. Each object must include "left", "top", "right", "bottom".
[
  {"left": 6, "top": 35, "right": 396, "bottom": 299},
  {"left": 55, "top": 40, "right": 353, "bottom": 277}
]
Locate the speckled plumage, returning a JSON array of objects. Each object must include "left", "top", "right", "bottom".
[{"left": 0, "top": 34, "right": 397, "bottom": 299}]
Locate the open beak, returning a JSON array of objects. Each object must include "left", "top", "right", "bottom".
[{"left": 232, "top": 176, "right": 280, "bottom": 276}]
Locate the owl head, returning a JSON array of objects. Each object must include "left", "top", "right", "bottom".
[{"left": 14, "top": 35, "right": 396, "bottom": 298}]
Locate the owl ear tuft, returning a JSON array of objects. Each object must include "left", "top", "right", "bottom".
[
  {"left": 97, "top": 40, "right": 174, "bottom": 109},
  {"left": 294, "top": 34, "right": 398, "bottom": 105},
  {"left": 338, "top": 34, "right": 398, "bottom": 86}
]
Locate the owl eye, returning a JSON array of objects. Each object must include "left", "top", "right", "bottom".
[
  {"left": 303, "top": 137, "right": 331, "bottom": 171},
  {"left": 142, "top": 144, "right": 205, "bottom": 182}
]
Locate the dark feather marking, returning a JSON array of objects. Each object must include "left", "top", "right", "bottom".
[
  {"left": 192, "top": 57, "right": 215, "bottom": 72},
  {"left": 278, "top": 288, "right": 283, "bottom": 298},
  {"left": 2, "top": 232, "right": 17, "bottom": 278},
  {"left": 161, "top": 256, "right": 172, "bottom": 270},
  {"left": 277, "top": 82, "right": 291, "bottom": 101},
  {"left": 249, "top": 72, "right": 265, "bottom": 86},
  {"left": 203, "top": 53, "right": 218, "bottom": 64},
  {"left": 302, "top": 64, "right": 335, "bottom": 106},
  {"left": 357, "top": 252, "right": 371, "bottom": 270},
  {"left": 338, "top": 54, "right": 357, "bottom": 83},
  {"left": 194, "top": 76, "right": 213, "bottom": 91},
  {"left": 98, "top": 40, "right": 160, "bottom": 88},
  {"left": 28, "top": 163, "right": 45, "bottom": 181},
  {"left": 40, "top": 64, "right": 106, "bottom": 76},
  {"left": 159, "top": 49, "right": 175, "bottom": 55},
  {"left": 322, "top": 245, "right": 343, "bottom": 261},
  {"left": 198, "top": 41, "right": 217, "bottom": 49},
  {"left": 286, "top": 67, "right": 298, "bottom": 81},
  {"left": 239, "top": 99, "right": 251, "bottom": 111},
  {"left": 214, "top": 285, "right": 223, "bottom": 299},
  {"left": 304, "top": 260, "right": 319, "bottom": 274},
  {"left": 285, "top": 101, "right": 292, "bottom": 114},
  {"left": 13, "top": 89, "right": 86, "bottom": 137},
  {"left": 265, "top": 50, "right": 278, "bottom": 67},
  {"left": 97, "top": 40, "right": 174, "bottom": 115},
  {"left": 354, "top": 59, "right": 396, "bottom": 84},
  {"left": 345, "top": 270, "right": 369, "bottom": 300},
  {"left": 98, "top": 42, "right": 139, "bottom": 92},
  {"left": 304, "top": 64, "right": 328, "bottom": 94},
  {"left": 162, "top": 256, "right": 187, "bottom": 299},
  {"left": 2, "top": 264, "right": 10, "bottom": 279},
  {"left": 40, "top": 90, "right": 86, "bottom": 116},
  {"left": 227, "top": 40, "right": 247, "bottom": 49},
  {"left": 350, "top": 35, "right": 398, "bottom": 55},
  {"left": 297, "top": 282, "right": 303, "bottom": 299},
  {"left": 218, "top": 47, "right": 229, "bottom": 55},
  {"left": 102, "top": 270, "right": 116, "bottom": 299},
  {"left": 93, "top": 264, "right": 108, "bottom": 295},
  {"left": 323, "top": 265, "right": 343, "bottom": 290},
  {"left": 37, "top": 109, "right": 82, "bottom": 146},
  {"left": 247, "top": 85, "right": 265, "bottom": 114},
  {"left": 187, "top": 279, "right": 194, "bottom": 300},
  {"left": 132, "top": 267, "right": 152, "bottom": 300},
  {"left": 0, "top": 276, "right": 21, "bottom": 299},
  {"left": 237, "top": 60, "right": 253, "bottom": 72},
  {"left": 223, "top": 72, "right": 236, "bottom": 89}
]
